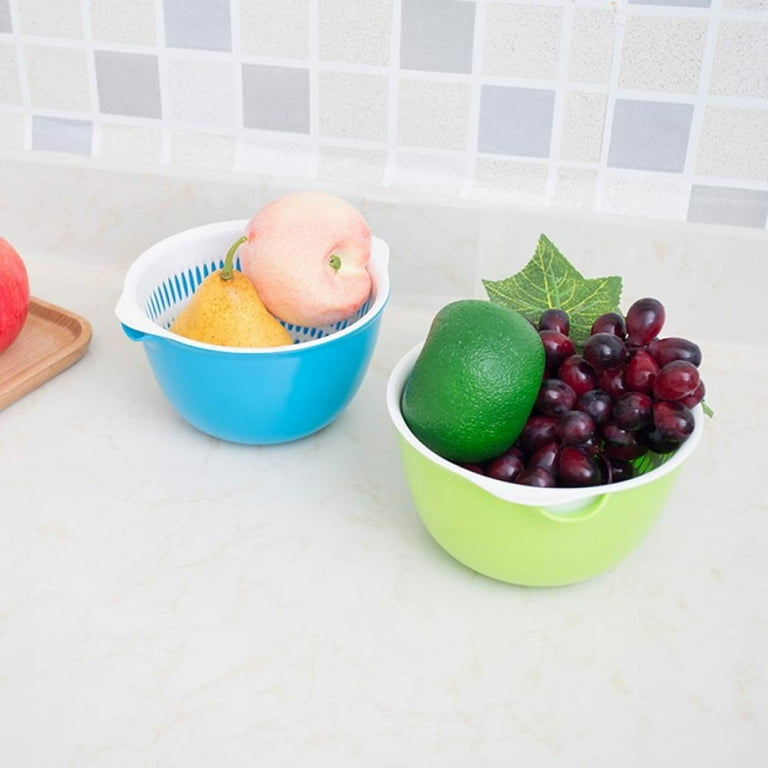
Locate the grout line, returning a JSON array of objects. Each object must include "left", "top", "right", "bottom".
[
  {"left": 594, "top": 0, "right": 627, "bottom": 214},
  {"left": 6, "top": 0, "right": 31, "bottom": 150},
  {"left": 79, "top": 0, "right": 100, "bottom": 157},
  {"left": 683, "top": 0, "right": 724, "bottom": 185},
  {"left": 382, "top": 0, "right": 403, "bottom": 187},
  {"left": 545, "top": 0, "right": 575, "bottom": 206},
  {"left": 460, "top": 0, "right": 486, "bottom": 199},
  {"left": 154, "top": 0, "right": 171, "bottom": 166},
  {"left": 308, "top": 0, "right": 320, "bottom": 179}
]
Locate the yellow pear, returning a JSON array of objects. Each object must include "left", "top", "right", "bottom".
[{"left": 171, "top": 236, "right": 293, "bottom": 348}]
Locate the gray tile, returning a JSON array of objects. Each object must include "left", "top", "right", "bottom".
[
  {"left": 629, "top": 0, "right": 710, "bottom": 6},
  {"left": 242, "top": 64, "right": 309, "bottom": 134},
  {"left": 163, "top": 0, "right": 231, "bottom": 51},
  {"left": 477, "top": 85, "right": 555, "bottom": 158},
  {"left": 0, "top": 0, "right": 11, "bottom": 33},
  {"left": 95, "top": 50, "right": 161, "bottom": 118},
  {"left": 687, "top": 185, "right": 768, "bottom": 228},
  {"left": 32, "top": 115, "right": 92, "bottom": 155},
  {"left": 400, "top": 0, "right": 475, "bottom": 74},
  {"left": 608, "top": 99, "right": 693, "bottom": 172}
]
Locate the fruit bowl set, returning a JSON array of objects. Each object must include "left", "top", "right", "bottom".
[
  {"left": 115, "top": 220, "right": 390, "bottom": 445},
  {"left": 116, "top": 218, "right": 704, "bottom": 588},
  {"left": 386, "top": 344, "right": 704, "bottom": 587}
]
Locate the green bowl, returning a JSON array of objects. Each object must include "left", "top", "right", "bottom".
[{"left": 386, "top": 344, "right": 704, "bottom": 587}]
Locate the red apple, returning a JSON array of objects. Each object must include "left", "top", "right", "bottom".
[
  {"left": 0, "top": 237, "right": 30, "bottom": 353},
  {"left": 239, "top": 191, "right": 372, "bottom": 327}
]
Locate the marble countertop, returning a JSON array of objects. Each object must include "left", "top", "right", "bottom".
[{"left": 0, "top": 160, "right": 766, "bottom": 767}]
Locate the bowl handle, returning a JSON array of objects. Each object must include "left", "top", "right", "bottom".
[{"left": 535, "top": 494, "right": 609, "bottom": 523}]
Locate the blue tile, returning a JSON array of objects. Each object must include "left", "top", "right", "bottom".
[
  {"left": 0, "top": 0, "right": 11, "bottom": 33},
  {"left": 163, "top": 0, "right": 232, "bottom": 51},
  {"left": 687, "top": 185, "right": 768, "bottom": 228},
  {"left": 95, "top": 51, "right": 161, "bottom": 118},
  {"left": 629, "top": 0, "right": 710, "bottom": 6},
  {"left": 608, "top": 99, "right": 693, "bottom": 173},
  {"left": 242, "top": 64, "right": 309, "bottom": 134},
  {"left": 400, "top": 0, "right": 475, "bottom": 74},
  {"left": 32, "top": 116, "right": 92, "bottom": 155},
  {"left": 478, "top": 85, "right": 555, "bottom": 158}
]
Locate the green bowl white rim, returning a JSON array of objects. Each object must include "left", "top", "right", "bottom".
[{"left": 386, "top": 342, "right": 705, "bottom": 511}]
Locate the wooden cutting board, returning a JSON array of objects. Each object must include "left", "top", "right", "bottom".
[{"left": 0, "top": 297, "right": 92, "bottom": 410}]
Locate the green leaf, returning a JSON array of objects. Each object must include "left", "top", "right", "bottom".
[{"left": 482, "top": 234, "right": 623, "bottom": 346}]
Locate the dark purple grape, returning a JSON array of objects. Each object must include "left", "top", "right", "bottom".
[
  {"left": 590, "top": 311, "right": 626, "bottom": 338},
  {"left": 539, "top": 330, "right": 576, "bottom": 375},
  {"left": 612, "top": 392, "right": 654, "bottom": 431},
  {"left": 653, "top": 360, "right": 701, "bottom": 401},
  {"left": 679, "top": 380, "right": 705, "bottom": 408},
  {"left": 578, "top": 389, "right": 613, "bottom": 426},
  {"left": 517, "top": 415, "right": 559, "bottom": 456},
  {"left": 653, "top": 401, "right": 695, "bottom": 443},
  {"left": 528, "top": 441, "right": 562, "bottom": 475},
  {"left": 597, "top": 367, "right": 628, "bottom": 400},
  {"left": 625, "top": 349, "right": 660, "bottom": 395},
  {"left": 484, "top": 447, "right": 526, "bottom": 482},
  {"left": 515, "top": 467, "right": 557, "bottom": 487},
  {"left": 580, "top": 435, "right": 602, "bottom": 456},
  {"left": 602, "top": 422, "right": 648, "bottom": 461},
  {"left": 606, "top": 457, "right": 635, "bottom": 483},
  {"left": 558, "top": 355, "right": 597, "bottom": 398},
  {"left": 558, "top": 446, "right": 603, "bottom": 487},
  {"left": 646, "top": 429, "right": 680, "bottom": 455},
  {"left": 538, "top": 308, "right": 570, "bottom": 335},
  {"left": 648, "top": 337, "right": 702, "bottom": 368},
  {"left": 583, "top": 333, "right": 629, "bottom": 371},
  {"left": 460, "top": 462, "right": 484, "bottom": 473},
  {"left": 626, "top": 297, "right": 665, "bottom": 347},
  {"left": 535, "top": 378, "right": 577, "bottom": 416},
  {"left": 556, "top": 410, "right": 596, "bottom": 445}
]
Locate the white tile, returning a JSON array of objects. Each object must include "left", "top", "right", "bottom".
[
  {"left": 0, "top": 42, "right": 21, "bottom": 104},
  {"left": 17, "top": 0, "right": 82, "bottom": 38},
  {"left": 319, "top": 71, "right": 388, "bottom": 142},
  {"left": 167, "top": 56, "right": 235, "bottom": 129},
  {"left": 319, "top": 0, "right": 392, "bottom": 66},
  {"left": 170, "top": 130, "right": 235, "bottom": 173},
  {"left": 398, "top": 79, "right": 470, "bottom": 150},
  {"left": 240, "top": 0, "right": 309, "bottom": 59},
  {"left": 89, "top": 0, "right": 157, "bottom": 46},
  {"left": 620, "top": 15, "right": 707, "bottom": 94},
  {"left": 318, "top": 146, "right": 388, "bottom": 187},
  {"left": 25, "top": 44, "right": 91, "bottom": 111},
  {"left": 234, "top": 136, "right": 315, "bottom": 180},
  {"left": 569, "top": 7, "right": 616, "bottom": 85},
  {"left": 559, "top": 91, "right": 606, "bottom": 163},
  {"left": 389, "top": 150, "right": 465, "bottom": 198},
  {"left": 696, "top": 106, "right": 768, "bottom": 181},
  {"left": 553, "top": 167, "right": 598, "bottom": 211},
  {"left": 98, "top": 122, "right": 163, "bottom": 165},
  {"left": 483, "top": 3, "right": 563, "bottom": 81},
  {"left": 721, "top": 0, "right": 768, "bottom": 9},
  {"left": 600, "top": 174, "right": 691, "bottom": 221},
  {"left": 472, "top": 157, "right": 548, "bottom": 202},
  {"left": 0, "top": 112, "right": 25, "bottom": 151},
  {"left": 709, "top": 20, "right": 768, "bottom": 100}
]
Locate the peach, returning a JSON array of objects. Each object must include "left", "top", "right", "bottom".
[{"left": 239, "top": 191, "right": 372, "bottom": 327}]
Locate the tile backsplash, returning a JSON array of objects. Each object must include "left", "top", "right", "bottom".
[{"left": 1, "top": 0, "right": 767, "bottom": 229}]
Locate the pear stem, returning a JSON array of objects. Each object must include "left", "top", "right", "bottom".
[{"left": 222, "top": 236, "right": 248, "bottom": 281}]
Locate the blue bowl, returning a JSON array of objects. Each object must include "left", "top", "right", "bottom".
[{"left": 115, "top": 220, "right": 390, "bottom": 444}]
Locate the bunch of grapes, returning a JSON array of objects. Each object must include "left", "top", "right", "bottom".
[{"left": 473, "top": 298, "right": 705, "bottom": 488}]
